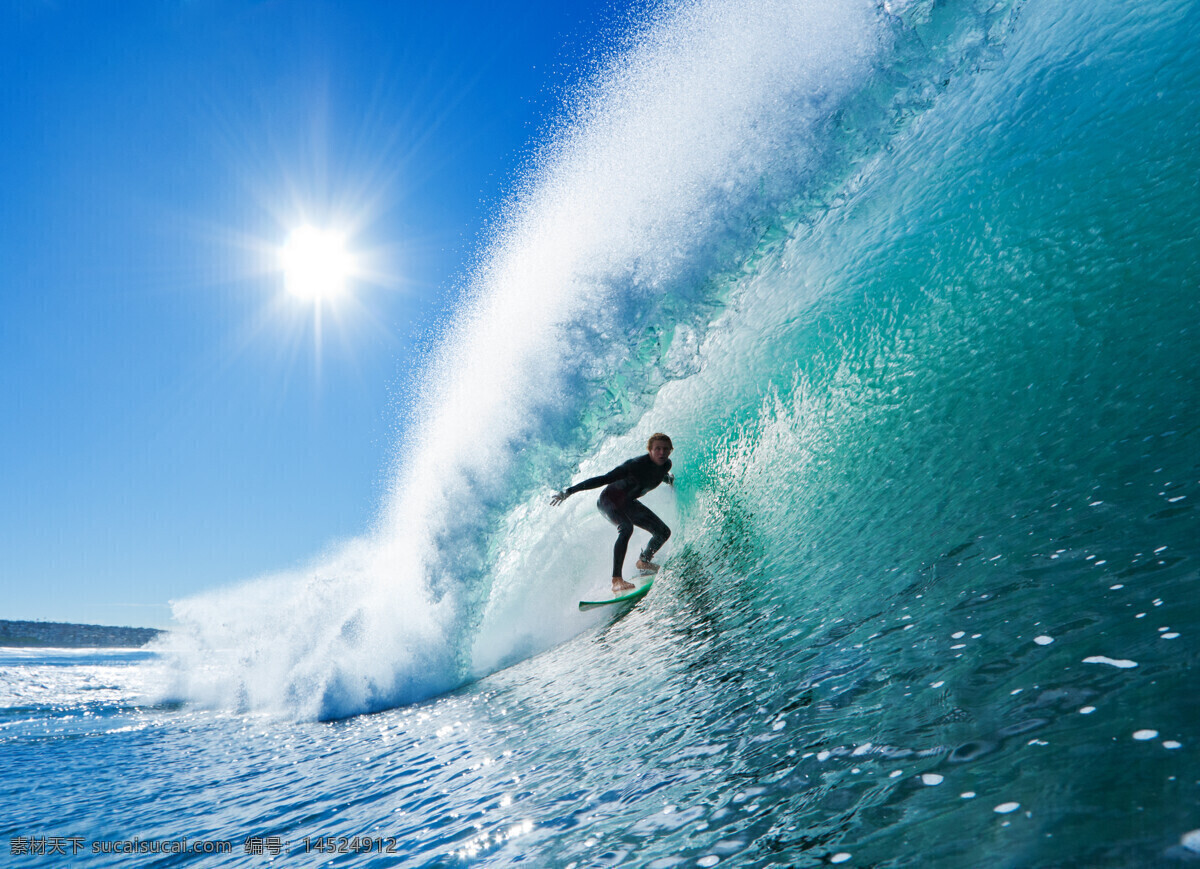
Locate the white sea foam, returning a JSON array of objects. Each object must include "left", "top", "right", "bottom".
[{"left": 1082, "top": 656, "right": 1138, "bottom": 669}]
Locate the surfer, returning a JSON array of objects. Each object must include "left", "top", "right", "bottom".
[{"left": 551, "top": 433, "right": 675, "bottom": 593}]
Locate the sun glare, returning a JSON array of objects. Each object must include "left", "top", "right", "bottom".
[{"left": 279, "top": 225, "right": 356, "bottom": 300}]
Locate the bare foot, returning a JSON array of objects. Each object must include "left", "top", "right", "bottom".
[
  {"left": 612, "top": 577, "right": 636, "bottom": 593},
  {"left": 635, "top": 559, "right": 660, "bottom": 573}
]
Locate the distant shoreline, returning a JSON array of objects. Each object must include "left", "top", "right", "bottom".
[{"left": 0, "top": 619, "right": 162, "bottom": 648}]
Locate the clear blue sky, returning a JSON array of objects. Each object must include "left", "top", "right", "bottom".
[{"left": 1, "top": 0, "right": 631, "bottom": 628}]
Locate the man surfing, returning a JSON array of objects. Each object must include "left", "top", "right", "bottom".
[{"left": 550, "top": 433, "right": 675, "bottom": 593}]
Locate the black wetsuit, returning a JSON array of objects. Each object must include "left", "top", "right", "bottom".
[{"left": 565, "top": 454, "right": 673, "bottom": 577}]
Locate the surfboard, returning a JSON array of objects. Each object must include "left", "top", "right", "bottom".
[{"left": 578, "top": 577, "right": 654, "bottom": 611}]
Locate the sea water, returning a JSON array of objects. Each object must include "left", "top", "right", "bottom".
[{"left": 4, "top": 0, "right": 1199, "bottom": 864}]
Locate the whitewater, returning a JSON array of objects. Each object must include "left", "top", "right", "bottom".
[{"left": 4, "top": 0, "right": 1199, "bottom": 865}]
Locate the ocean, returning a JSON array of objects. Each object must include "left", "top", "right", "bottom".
[{"left": 3, "top": 0, "right": 1198, "bottom": 864}]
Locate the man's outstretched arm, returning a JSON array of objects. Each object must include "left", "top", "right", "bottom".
[{"left": 550, "top": 463, "right": 630, "bottom": 505}]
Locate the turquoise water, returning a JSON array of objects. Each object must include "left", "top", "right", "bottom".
[{"left": 5, "top": 0, "right": 1199, "bottom": 864}]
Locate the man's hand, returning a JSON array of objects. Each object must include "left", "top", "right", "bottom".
[
  {"left": 550, "top": 490, "right": 570, "bottom": 506},
  {"left": 664, "top": 473, "right": 674, "bottom": 486}
]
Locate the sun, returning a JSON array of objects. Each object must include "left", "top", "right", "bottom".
[{"left": 279, "top": 225, "right": 356, "bottom": 300}]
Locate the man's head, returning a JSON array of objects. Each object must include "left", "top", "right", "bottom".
[{"left": 647, "top": 433, "right": 673, "bottom": 465}]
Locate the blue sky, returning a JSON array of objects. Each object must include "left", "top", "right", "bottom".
[{"left": 1, "top": 0, "right": 632, "bottom": 628}]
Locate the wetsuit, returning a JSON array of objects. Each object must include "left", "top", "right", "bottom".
[{"left": 565, "top": 454, "right": 673, "bottom": 577}]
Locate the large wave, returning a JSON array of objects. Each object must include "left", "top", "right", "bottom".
[
  {"left": 160, "top": 0, "right": 889, "bottom": 719},
  {"left": 160, "top": 0, "right": 1199, "bottom": 724}
]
